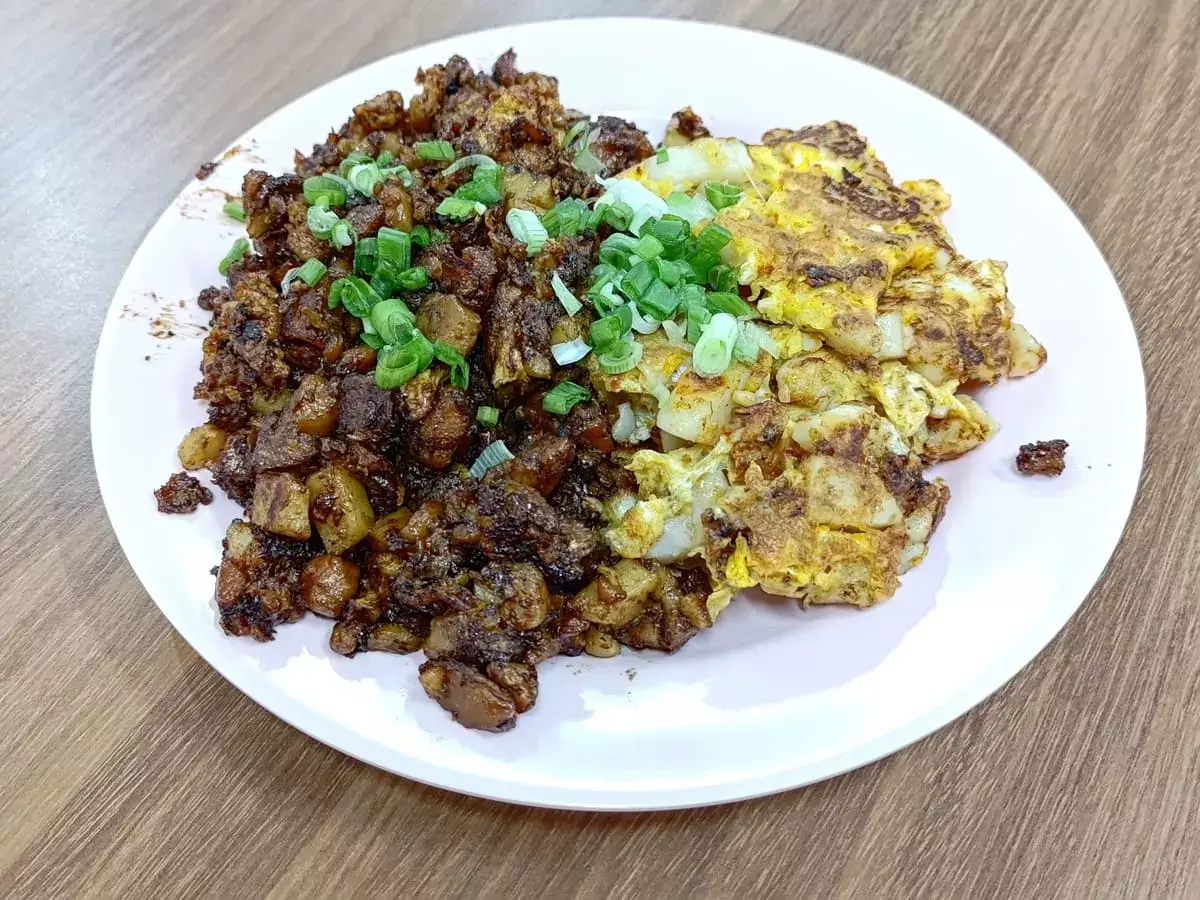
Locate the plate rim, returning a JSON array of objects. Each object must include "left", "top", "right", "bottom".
[{"left": 90, "top": 16, "right": 1147, "bottom": 811}]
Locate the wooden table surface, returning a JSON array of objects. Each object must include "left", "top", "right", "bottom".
[{"left": 3, "top": 0, "right": 1197, "bottom": 896}]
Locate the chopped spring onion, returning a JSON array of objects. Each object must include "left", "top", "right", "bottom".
[
  {"left": 338, "top": 151, "right": 372, "bottom": 177},
  {"left": 433, "top": 340, "right": 470, "bottom": 388},
  {"left": 697, "top": 222, "right": 733, "bottom": 253},
  {"left": 330, "top": 218, "right": 355, "bottom": 248},
  {"left": 543, "top": 382, "right": 590, "bottom": 415},
  {"left": 281, "top": 258, "right": 327, "bottom": 293},
  {"left": 704, "top": 181, "right": 743, "bottom": 210},
  {"left": 375, "top": 331, "right": 435, "bottom": 389},
  {"left": 686, "top": 301, "right": 712, "bottom": 344},
  {"left": 599, "top": 200, "right": 634, "bottom": 231},
  {"left": 597, "top": 338, "right": 644, "bottom": 374},
  {"left": 599, "top": 232, "right": 638, "bottom": 268},
  {"left": 396, "top": 266, "right": 430, "bottom": 291},
  {"left": 652, "top": 257, "right": 683, "bottom": 286},
  {"left": 551, "top": 272, "right": 583, "bottom": 316},
  {"left": 629, "top": 303, "right": 660, "bottom": 335},
  {"left": 410, "top": 225, "right": 433, "bottom": 247},
  {"left": 223, "top": 199, "right": 245, "bottom": 221},
  {"left": 589, "top": 305, "right": 633, "bottom": 349},
  {"left": 541, "top": 197, "right": 589, "bottom": 237},
  {"left": 415, "top": 140, "right": 455, "bottom": 161},
  {"left": 380, "top": 163, "right": 414, "bottom": 186},
  {"left": 437, "top": 196, "right": 486, "bottom": 219},
  {"left": 476, "top": 406, "right": 500, "bottom": 427},
  {"left": 662, "top": 318, "right": 687, "bottom": 344},
  {"left": 369, "top": 298, "right": 416, "bottom": 345},
  {"left": 469, "top": 440, "right": 515, "bottom": 478},
  {"left": 375, "top": 150, "right": 394, "bottom": 167},
  {"left": 692, "top": 312, "right": 739, "bottom": 376},
  {"left": 551, "top": 337, "right": 592, "bottom": 366},
  {"left": 360, "top": 331, "right": 386, "bottom": 350},
  {"left": 303, "top": 175, "right": 347, "bottom": 208},
  {"left": 632, "top": 234, "right": 665, "bottom": 261},
  {"left": 443, "top": 154, "right": 497, "bottom": 177},
  {"left": 596, "top": 177, "right": 668, "bottom": 224},
  {"left": 330, "top": 276, "right": 382, "bottom": 317},
  {"left": 656, "top": 147, "right": 669, "bottom": 164},
  {"left": 454, "top": 164, "right": 504, "bottom": 205},
  {"left": 665, "top": 190, "right": 718, "bottom": 226},
  {"left": 354, "top": 236, "right": 378, "bottom": 275},
  {"left": 636, "top": 279, "right": 679, "bottom": 320},
  {"left": 734, "top": 320, "right": 779, "bottom": 363},
  {"left": 506, "top": 207, "right": 549, "bottom": 255},
  {"left": 217, "top": 237, "right": 249, "bottom": 276},
  {"left": 707, "top": 264, "right": 739, "bottom": 293},
  {"left": 706, "top": 291, "right": 755, "bottom": 318},
  {"left": 620, "top": 259, "right": 655, "bottom": 301},
  {"left": 573, "top": 144, "right": 604, "bottom": 176},
  {"left": 347, "top": 161, "right": 384, "bottom": 196},
  {"left": 306, "top": 205, "right": 340, "bottom": 239},
  {"left": 376, "top": 227, "right": 412, "bottom": 270},
  {"left": 562, "top": 119, "right": 590, "bottom": 151},
  {"left": 642, "top": 215, "right": 690, "bottom": 250},
  {"left": 591, "top": 281, "right": 623, "bottom": 316}
]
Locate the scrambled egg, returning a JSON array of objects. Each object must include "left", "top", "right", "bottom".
[{"left": 593, "top": 121, "right": 1044, "bottom": 618}]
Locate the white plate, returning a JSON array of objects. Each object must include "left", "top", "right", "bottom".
[{"left": 91, "top": 18, "right": 1145, "bottom": 810}]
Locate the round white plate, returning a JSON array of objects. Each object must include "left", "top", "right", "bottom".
[{"left": 91, "top": 18, "right": 1145, "bottom": 810}]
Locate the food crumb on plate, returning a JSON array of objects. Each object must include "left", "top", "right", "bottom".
[{"left": 1016, "top": 439, "right": 1068, "bottom": 476}]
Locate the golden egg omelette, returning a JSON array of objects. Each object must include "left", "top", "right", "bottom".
[{"left": 590, "top": 118, "right": 1046, "bottom": 620}]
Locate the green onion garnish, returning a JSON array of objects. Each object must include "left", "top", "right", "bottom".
[
  {"left": 551, "top": 337, "right": 592, "bottom": 366},
  {"left": 562, "top": 119, "right": 590, "bottom": 151},
  {"left": 223, "top": 200, "right": 245, "bottom": 221},
  {"left": 217, "top": 237, "right": 249, "bottom": 276},
  {"left": 597, "top": 338, "right": 644, "bottom": 374},
  {"left": 734, "top": 320, "right": 777, "bottom": 364},
  {"left": 543, "top": 382, "right": 590, "bottom": 415},
  {"left": 415, "top": 140, "right": 455, "bottom": 161},
  {"left": 704, "top": 181, "right": 743, "bottom": 210},
  {"left": 375, "top": 331, "right": 435, "bottom": 389},
  {"left": 551, "top": 272, "right": 583, "bottom": 316},
  {"left": 469, "top": 440, "right": 515, "bottom": 478},
  {"left": 706, "top": 291, "right": 755, "bottom": 318},
  {"left": 380, "top": 164, "right": 414, "bottom": 187},
  {"left": 573, "top": 144, "right": 604, "bottom": 176},
  {"left": 303, "top": 175, "right": 347, "bottom": 208},
  {"left": 281, "top": 258, "right": 327, "bottom": 294},
  {"left": 437, "top": 196, "right": 486, "bottom": 220},
  {"left": 410, "top": 225, "right": 433, "bottom": 247},
  {"left": 375, "top": 150, "right": 394, "bottom": 167},
  {"left": 347, "top": 161, "right": 384, "bottom": 197},
  {"left": 396, "top": 266, "right": 429, "bottom": 291},
  {"left": 330, "top": 276, "right": 382, "bottom": 318},
  {"left": 455, "top": 164, "right": 504, "bottom": 205},
  {"left": 369, "top": 298, "right": 416, "bottom": 345},
  {"left": 620, "top": 260, "right": 655, "bottom": 301},
  {"left": 697, "top": 223, "right": 733, "bottom": 253},
  {"left": 339, "top": 151, "right": 373, "bottom": 178},
  {"left": 600, "top": 200, "right": 634, "bottom": 231},
  {"left": 632, "top": 234, "right": 665, "bottom": 261},
  {"left": 476, "top": 406, "right": 500, "bottom": 427},
  {"left": 506, "top": 208, "right": 549, "bottom": 255},
  {"left": 354, "top": 237, "right": 378, "bottom": 275},
  {"left": 376, "top": 227, "right": 412, "bottom": 271},
  {"left": 360, "top": 331, "right": 386, "bottom": 350},
  {"left": 330, "top": 219, "right": 355, "bottom": 248},
  {"left": 542, "top": 198, "right": 589, "bottom": 237},
  {"left": 433, "top": 340, "right": 469, "bottom": 389},
  {"left": 442, "top": 154, "right": 497, "bottom": 176},
  {"left": 637, "top": 279, "right": 679, "bottom": 320},
  {"left": 306, "top": 205, "right": 340, "bottom": 239},
  {"left": 589, "top": 305, "right": 632, "bottom": 350},
  {"left": 686, "top": 301, "right": 713, "bottom": 344},
  {"left": 707, "top": 264, "right": 739, "bottom": 292},
  {"left": 692, "top": 312, "right": 738, "bottom": 376},
  {"left": 655, "top": 147, "right": 669, "bottom": 164}
]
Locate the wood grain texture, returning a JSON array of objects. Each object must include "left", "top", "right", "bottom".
[{"left": 1, "top": 0, "right": 1197, "bottom": 896}]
